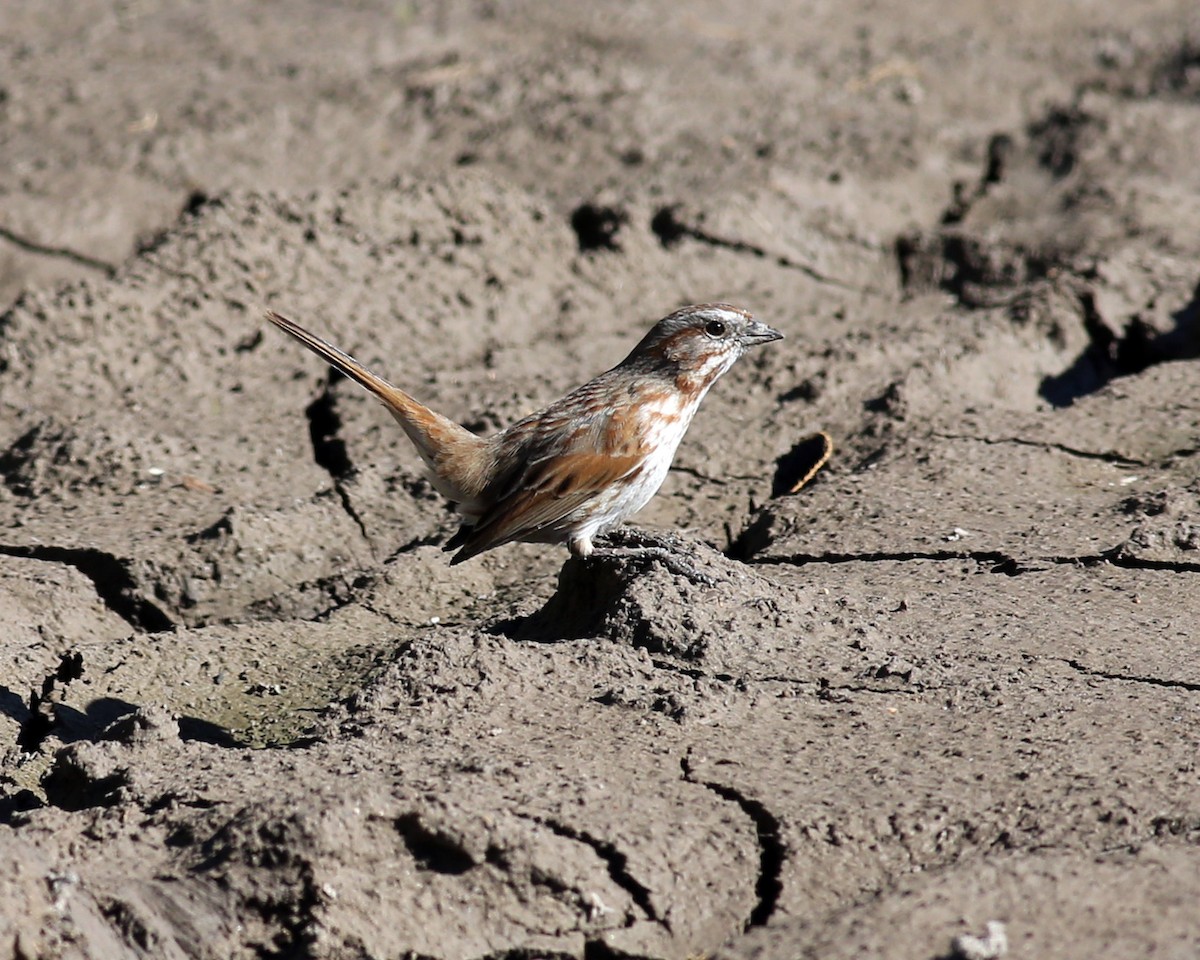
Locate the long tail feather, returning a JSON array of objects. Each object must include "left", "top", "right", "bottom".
[
  {"left": 264, "top": 311, "right": 487, "bottom": 501},
  {"left": 265, "top": 310, "right": 415, "bottom": 411}
]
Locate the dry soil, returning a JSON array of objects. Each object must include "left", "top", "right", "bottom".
[{"left": 2, "top": 2, "right": 1200, "bottom": 958}]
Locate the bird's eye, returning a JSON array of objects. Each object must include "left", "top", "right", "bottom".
[{"left": 704, "top": 319, "right": 727, "bottom": 338}]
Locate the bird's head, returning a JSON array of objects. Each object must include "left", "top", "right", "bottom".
[{"left": 623, "top": 303, "right": 782, "bottom": 393}]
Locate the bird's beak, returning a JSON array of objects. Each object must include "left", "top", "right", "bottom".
[{"left": 742, "top": 320, "right": 784, "bottom": 345}]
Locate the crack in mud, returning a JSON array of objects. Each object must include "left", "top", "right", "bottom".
[
  {"left": 0, "top": 223, "right": 118, "bottom": 276},
  {"left": 1106, "top": 553, "right": 1200, "bottom": 574},
  {"left": 242, "top": 568, "right": 380, "bottom": 625},
  {"left": 304, "top": 376, "right": 370, "bottom": 543},
  {"left": 518, "top": 814, "right": 667, "bottom": 931},
  {"left": 332, "top": 477, "right": 371, "bottom": 546},
  {"left": 669, "top": 463, "right": 762, "bottom": 486},
  {"left": 1062, "top": 659, "right": 1200, "bottom": 693},
  {"left": 639, "top": 658, "right": 924, "bottom": 699},
  {"left": 649, "top": 205, "right": 876, "bottom": 293},
  {"left": 751, "top": 548, "right": 1200, "bottom": 576},
  {"left": 253, "top": 869, "right": 321, "bottom": 960},
  {"left": 930, "top": 431, "right": 1146, "bottom": 467},
  {"left": 0, "top": 543, "right": 174, "bottom": 632},
  {"left": 383, "top": 532, "right": 447, "bottom": 563},
  {"left": 647, "top": 658, "right": 734, "bottom": 683},
  {"left": 749, "top": 548, "right": 1024, "bottom": 571},
  {"left": 680, "top": 753, "right": 784, "bottom": 930},
  {"left": 394, "top": 813, "right": 478, "bottom": 875},
  {"left": 17, "top": 653, "right": 84, "bottom": 753},
  {"left": 818, "top": 682, "right": 921, "bottom": 697}
]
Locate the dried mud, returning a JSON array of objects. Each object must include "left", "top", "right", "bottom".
[{"left": 2, "top": 2, "right": 1199, "bottom": 958}]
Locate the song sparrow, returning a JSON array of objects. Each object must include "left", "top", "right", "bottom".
[{"left": 265, "top": 304, "right": 781, "bottom": 566}]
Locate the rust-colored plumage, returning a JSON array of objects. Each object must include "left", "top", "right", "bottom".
[{"left": 265, "top": 304, "right": 781, "bottom": 564}]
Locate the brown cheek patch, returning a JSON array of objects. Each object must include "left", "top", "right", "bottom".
[
  {"left": 639, "top": 327, "right": 695, "bottom": 367},
  {"left": 657, "top": 328, "right": 695, "bottom": 361}
]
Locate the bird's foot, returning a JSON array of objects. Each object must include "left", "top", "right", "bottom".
[{"left": 591, "top": 528, "right": 721, "bottom": 587}]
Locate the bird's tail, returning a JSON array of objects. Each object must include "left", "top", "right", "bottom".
[{"left": 264, "top": 310, "right": 487, "bottom": 502}]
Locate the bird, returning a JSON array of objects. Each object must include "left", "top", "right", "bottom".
[{"left": 264, "top": 304, "right": 782, "bottom": 567}]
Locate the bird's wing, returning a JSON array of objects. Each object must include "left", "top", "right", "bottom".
[{"left": 447, "top": 449, "right": 645, "bottom": 563}]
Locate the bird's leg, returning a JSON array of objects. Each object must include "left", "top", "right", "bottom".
[
  {"left": 568, "top": 535, "right": 594, "bottom": 558},
  {"left": 590, "top": 527, "right": 720, "bottom": 587}
]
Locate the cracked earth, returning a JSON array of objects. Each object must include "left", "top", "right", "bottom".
[{"left": 2, "top": 1, "right": 1200, "bottom": 958}]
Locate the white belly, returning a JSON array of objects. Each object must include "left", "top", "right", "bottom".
[{"left": 571, "top": 391, "right": 701, "bottom": 542}]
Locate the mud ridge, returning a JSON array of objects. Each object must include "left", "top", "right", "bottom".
[{"left": 0, "top": 544, "right": 174, "bottom": 632}]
